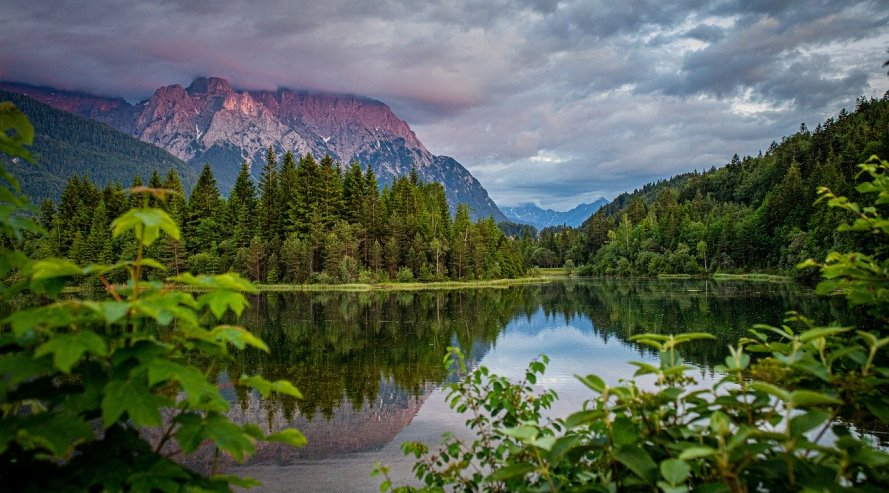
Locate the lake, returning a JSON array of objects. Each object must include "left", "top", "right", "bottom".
[{"left": 208, "top": 279, "right": 850, "bottom": 492}]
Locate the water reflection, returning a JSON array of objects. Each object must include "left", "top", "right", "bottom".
[{"left": 217, "top": 279, "right": 848, "bottom": 471}]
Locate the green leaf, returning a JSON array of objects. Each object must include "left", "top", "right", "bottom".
[
  {"left": 577, "top": 374, "right": 606, "bottom": 393},
  {"left": 798, "top": 326, "right": 850, "bottom": 343},
  {"left": 29, "top": 258, "right": 82, "bottom": 295},
  {"left": 657, "top": 481, "right": 689, "bottom": 493},
  {"left": 678, "top": 447, "right": 717, "bottom": 460},
  {"left": 170, "top": 272, "right": 258, "bottom": 293},
  {"left": 265, "top": 429, "right": 307, "bottom": 448},
  {"left": 612, "top": 417, "right": 638, "bottom": 447},
  {"left": 672, "top": 332, "right": 717, "bottom": 343},
  {"left": 111, "top": 208, "right": 180, "bottom": 246},
  {"left": 489, "top": 463, "right": 536, "bottom": 481},
  {"left": 204, "top": 413, "right": 255, "bottom": 462},
  {"left": 0, "top": 353, "right": 55, "bottom": 392},
  {"left": 198, "top": 291, "right": 250, "bottom": 319},
  {"left": 790, "top": 390, "right": 842, "bottom": 407},
  {"left": 789, "top": 410, "right": 831, "bottom": 437},
  {"left": 102, "top": 377, "right": 167, "bottom": 427},
  {"left": 239, "top": 375, "right": 303, "bottom": 398},
  {"left": 502, "top": 425, "right": 539, "bottom": 442},
  {"left": 211, "top": 475, "right": 263, "bottom": 489},
  {"left": 660, "top": 458, "right": 691, "bottom": 485},
  {"left": 96, "top": 301, "right": 131, "bottom": 324},
  {"left": 211, "top": 325, "right": 269, "bottom": 352},
  {"left": 614, "top": 445, "right": 658, "bottom": 484},
  {"left": 12, "top": 413, "right": 92, "bottom": 457},
  {"left": 0, "top": 102, "right": 35, "bottom": 162},
  {"left": 750, "top": 382, "right": 791, "bottom": 402},
  {"left": 147, "top": 360, "right": 227, "bottom": 412},
  {"left": 35, "top": 330, "right": 107, "bottom": 373},
  {"left": 565, "top": 409, "right": 603, "bottom": 428}
]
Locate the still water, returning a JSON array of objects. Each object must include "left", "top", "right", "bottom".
[{"left": 209, "top": 279, "right": 849, "bottom": 492}]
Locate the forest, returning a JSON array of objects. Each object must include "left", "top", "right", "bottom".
[
  {"left": 529, "top": 93, "right": 889, "bottom": 277},
  {"left": 28, "top": 150, "right": 526, "bottom": 284}
]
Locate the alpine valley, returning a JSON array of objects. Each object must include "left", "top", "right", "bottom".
[{"left": 1, "top": 77, "right": 507, "bottom": 221}]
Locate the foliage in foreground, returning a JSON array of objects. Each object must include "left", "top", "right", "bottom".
[
  {"left": 0, "top": 103, "right": 304, "bottom": 491},
  {"left": 376, "top": 158, "right": 889, "bottom": 492}
]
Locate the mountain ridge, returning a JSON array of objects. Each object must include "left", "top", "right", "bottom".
[
  {"left": 502, "top": 198, "right": 608, "bottom": 229},
  {"left": 1, "top": 78, "right": 506, "bottom": 221},
  {"left": 0, "top": 89, "right": 195, "bottom": 202}
]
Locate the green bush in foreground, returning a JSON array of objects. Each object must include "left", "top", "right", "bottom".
[
  {"left": 1, "top": 103, "right": 304, "bottom": 491},
  {"left": 376, "top": 158, "right": 889, "bottom": 492}
]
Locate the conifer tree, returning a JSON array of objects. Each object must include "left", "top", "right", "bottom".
[
  {"left": 342, "top": 161, "right": 366, "bottom": 224},
  {"left": 258, "top": 147, "right": 281, "bottom": 242},
  {"left": 228, "top": 161, "right": 257, "bottom": 248},
  {"left": 317, "top": 154, "right": 343, "bottom": 229},
  {"left": 288, "top": 153, "right": 320, "bottom": 237},
  {"left": 279, "top": 151, "right": 299, "bottom": 236},
  {"left": 185, "top": 163, "right": 223, "bottom": 254}
]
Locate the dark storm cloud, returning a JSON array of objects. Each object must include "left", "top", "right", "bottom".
[{"left": 1, "top": 0, "right": 888, "bottom": 209}]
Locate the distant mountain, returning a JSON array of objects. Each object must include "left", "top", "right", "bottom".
[
  {"left": 0, "top": 90, "right": 195, "bottom": 202},
  {"left": 1, "top": 78, "right": 506, "bottom": 221},
  {"left": 502, "top": 198, "right": 608, "bottom": 229}
]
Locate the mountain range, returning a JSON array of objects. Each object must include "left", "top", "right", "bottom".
[
  {"left": 0, "top": 89, "right": 195, "bottom": 202},
  {"left": 502, "top": 199, "right": 608, "bottom": 229},
  {"left": 1, "top": 78, "right": 507, "bottom": 221}
]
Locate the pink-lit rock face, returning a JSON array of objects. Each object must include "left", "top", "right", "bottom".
[{"left": 1, "top": 77, "right": 506, "bottom": 221}]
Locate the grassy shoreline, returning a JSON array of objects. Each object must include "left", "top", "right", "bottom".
[
  {"left": 711, "top": 272, "right": 791, "bottom": 282},
  {"left": 65, "top": 271, "right": 792, "bottom": 294},
  {"left": 253, "top": 276, "right": 555, "bottom": 292}
]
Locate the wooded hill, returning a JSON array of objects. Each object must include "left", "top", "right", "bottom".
[
  {"left": 0, "top": 90, "right": 195, "bottom": 202},
  {"left": 530, "top": 93, "right": 889, "bottom": 276}
]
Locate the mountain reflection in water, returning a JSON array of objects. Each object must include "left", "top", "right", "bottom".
[{"left": 215, "top": 280, "right": 848, "bottom": 491}]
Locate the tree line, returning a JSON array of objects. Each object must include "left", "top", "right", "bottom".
[
  {"left": 30, "top": 150, "right": 526, "bottom": 283},
  {"left": 523, "top": 93, "right": 889, "bottom": 277}
]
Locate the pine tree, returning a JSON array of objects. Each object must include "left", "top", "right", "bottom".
[
  {"left": 258, "top": 147, "right": 281, "bottom": 242},
  {"left": 161, "top": 169, "right": 187, "bottom": 223},
  {"left": 451, "top": 204, "right": 472, "bottom": 279},
  {"left": 361, "top": 167, "right": 380, "bottom": 263},
  {"left": 279, "top": 151, "right": 299, "bottom": 235},
  {"left": 228, "top": 162, "right": 257, "bottom": 248},
  {"left": 288, "top": 153, "right": 320, "bottom": 237},
  {"left": 84, "top": 200, "right": 111, "bottom": 264},
  {"left": 342, "top": 161, "right": 366, "bottom": 225},
  {"left": 185, "top": 164, "right": 223, "bottom": 254},
  {"left": 317, "top": 154, "right": 343, "bottom": 229}
]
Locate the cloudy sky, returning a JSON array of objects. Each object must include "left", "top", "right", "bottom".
[{"left": 2, "top": 1, "right": 889, "bottom": 209}]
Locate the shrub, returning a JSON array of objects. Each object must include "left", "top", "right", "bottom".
[{"left": 0, "top": 104, "right": 304, "bottom": 492}]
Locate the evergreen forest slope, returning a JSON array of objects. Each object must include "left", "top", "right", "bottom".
[
  {"left": 0, "top": 90, "right": 195, "bottom": 202},
  {"left": 534, "top": 94, "right": 889, "bottom": 276}
]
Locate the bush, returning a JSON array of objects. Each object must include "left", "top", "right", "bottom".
[
  {"left": 396, "top": 266, "right": 414, "bottom": 283},
  {"left": 0, "top": 104, "right": 305, "bottom": 492},
  {"left": 376, "top": 157, "right": 889, "bottom": 492}
]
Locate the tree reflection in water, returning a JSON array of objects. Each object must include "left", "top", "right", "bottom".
[{"left": 206, "top": 280, "right": 848, "bottom": 467}]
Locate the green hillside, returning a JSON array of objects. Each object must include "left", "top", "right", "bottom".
[
  {"left": 531, "top": 93, "right": 889, "bottom": 276},
  {"left": 1, "top": 90, "right": 196, "bottom": 202}
]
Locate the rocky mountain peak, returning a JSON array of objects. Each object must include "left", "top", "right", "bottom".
[
  {"left": 2, "top": 77, "right": 507, "bottom": 221},
  {"left": 186, "top": 76, "right": 234, "bottom": 95}
]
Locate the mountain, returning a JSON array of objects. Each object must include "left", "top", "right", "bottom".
[
  {"left": 1, "top": 78, "right": 506, "bottom": 221},
  {"left": 0, "top": 89, "right": 195, "bottom": 202},
  {"left": 502, "top": 198, "right": 608, "bottom": 229}
]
